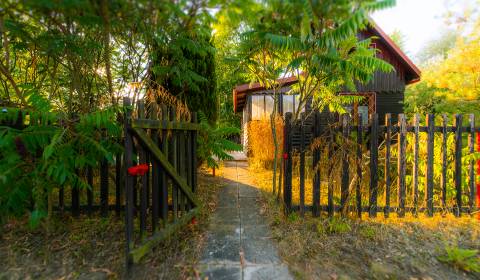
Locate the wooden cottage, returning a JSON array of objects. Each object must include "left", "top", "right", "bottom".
[{"left": 233, "top": 22, "right": 421, "bottom": 151}]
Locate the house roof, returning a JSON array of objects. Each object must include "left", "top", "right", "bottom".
[{"left": 233, "top": 22, "right": 421, "bottom": 113}]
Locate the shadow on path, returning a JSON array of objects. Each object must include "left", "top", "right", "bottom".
[{"left": 197, "top": 161, "right": 292, "bottom": 280}]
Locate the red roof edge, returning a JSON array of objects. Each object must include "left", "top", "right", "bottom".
[{"left": 368, "top": 20, "right": 421, "bottom": 84}]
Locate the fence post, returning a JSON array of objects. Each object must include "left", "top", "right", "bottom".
[
  {"left": 398, "top": 114, "right": 407, "bottom": 218},
  {"left": 312, "top": 111, "right": 321, "bottom": 217},
  {"left": 468, "top": 114, "right": 476, "bottom": 214},
  {"left": 441, "top": 114, "right": 448, "bottom": 211},
  {"left": 454, "top": 114, "right": 463, "bottom": 217},
  {"left": 384, "top": 114, "right": 392, "bottom": 218},
  {"left": 327, "top": 114, "right": 335, "bottom": 217},
  {"left": 170, "top": 109, "right": 178, "bottom": 220},
  {"left": 356, "top": 114, "right": 363, "bottom": 218},
  {"left": 340, "top": 114, "right": 350, "bottom": 216},
  {"left": 369, "top": 113, "right": 379, "bottom": 218},
  {"left": 123, "top": 97, "right": 134, "bottom": 266},
  {"left": 299, "top": 114, "right": 305, "bottom": 217},
  {"left": 283, "top": 112, "right": 293, "bottom": 214},
  {"left": 191, "top": 112, "right": 198, "bottom": 195},
  {"left": 426, "top": 114, "right": 435, "bottom": 216},
  {"left": 412, "top": 114, "right": 419, "bottom": 216}
]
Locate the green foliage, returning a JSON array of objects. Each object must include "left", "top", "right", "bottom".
[
  {"left": 438, "top": 246, "right": 480, "bottom": 273},
  {"left": 326, "top": 217, "right": 352, "bottom": 234},
  {"left": 0, "top": 107, "right": 122, "bottom": 225},
  {"left": 197, "top": 112, "right": 242, "bottom": 169}
]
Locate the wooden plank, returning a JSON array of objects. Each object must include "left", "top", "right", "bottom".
[
  {"left": 341, "top": 114, "right": 350, "bottom": 216},
  {"left": 412, "top": 114, "right": 419, "bottom": 216},
  {"left": 299, "top": 115, "right": 305, "bottom": 217},
  {"left": 138, "top": 101, "right": 148, "bottom": 235},
  {"left": 132, "top": 127, "right": 199, "bottom": 207},
  {"left": 356, "top": 113, "right": 363, "bottom": 218},
  {"left": 191, "top": 113, "right": 198, "bottom": 194},
  {"left": 441, "top": 114, "right": 448, "bottom": 210},
  {"left": 468, "top": 114, "right": 475, "bottom": 213},
  {"left": 132, "top": 119, "right": 200, "bottom": 130},
  {"left": 454, "top": 114, "right": 463, "bottom": 217},
  {"left": 115, "top": 153, "right": 122, "bottom": 215},
  {"left": 129, "top": 208, "right": 198, "bottom": 264},
  {"left": 327, "top": 114, "right": 335, "bottom": 217},
  {"left": 100, "top": 158, "right": 109, "bottom": 217},
  {"left": 312, "top": 111, "right": 321, "bottom": 217},
  {"left": 178, "top": 128, "right": 186, "bottom": 214},
  {"left": 170, "top": 110, "right": 179, "bottom": 219},
  {"left": 397, "top": 114, "right": 407, "bottom": 217},
  {"left": 284, "top": 113, "right": 293, "bottom": 213},
  {"left": 87, "top": 166, "right": 93, "bottom": 215},
  {"left": 384, "top": 114, "right": 392, "bottom": 218},
  {"left": 426, "top": 114, "right": 435, "bottom": 217},
  {"left": 369, "top": 113, "right": 379, "bottom": 218},
  {"left": 123, "top": 97, "right": 135, "bottom": 264},
  {"left": 151, "top": 104, "right": 160, "bottom": 231},
  {"left": 72, "top": 172, "right": 80, "bottom": 217},
  {"left": 160, "top": 106, "right": 169, "bottom": 223}
]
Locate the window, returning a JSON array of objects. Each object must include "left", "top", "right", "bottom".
[
  {"left": 340, "top": 92, "right": 376, "bottom": 125},
  {"left": 282, "top": 95, "right": 294, "bottom": 114},
  {"left": 265, "top": 95, "right": 274, "bottom": 116},
  {"left": 295, "top": 95, "right": 305, "bottom": 114},
  {"left": 251, "top": 95, "right": 264, "bottom": 120}
]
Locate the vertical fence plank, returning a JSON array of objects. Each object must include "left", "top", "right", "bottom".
[
  {"left": 299, "top": 115, "right": 305, "bottom": 217},
  {"left": 441, "top": 114, "right": 448, "bottom": 210},
  {"left": 468, "top": 114, "right": 476, "bottom": 214},
  {"left": 72, "top": 171, "right": 80, "bottom": 217},
  {"left": 87, "top": 166, "right": 93, "bottom": 215},
  {"left": 327, "top": 117, "right": 334, "bottom": 218},
  {"left": 312, "top": 111, "right": 321, "bottom": 217},
  {"left": 454, "top": 114, "right": 463, "bottom": 217},
  {"left": 341, "top": 114, "right": 350, "bottom": 216},
  {"left": 179, "top": 127, "right": 186, "bottom": 214},
  {"left": 160, "top": 106, "right": 169, "bottom": 223},
  {"left": 356, "top": 114, "right": 363, "bottom": 218},
  {"left": 100, "top": 158, "right": 109, "bottom": 217},
  {"left": 369, "top": 113, "right": 379, "bottom": 218},
  {"left": 186, "top": 120, "right": 193, "bottom": 210},
  {"left": 151, "top": 103, "right": 160, "bottom": 231},
  {"left": 170, "top": 109, "right": 178, "bottom": 220},
  {"left": 412, "top": 114, "right": 419, "bottom": 216},
  {"left": 191, "top": 113, "right": 198, "bottom": 196},
  {"left": 123, "top": 97, "right": 134, "bottom": 266},
  {"left": 138, "top": 100, "right": 147, "bottom": 236},
  {"left": 384, "top": 114, "right": 392, "bottom": 218},
  {"left": 115, "top": 153, "right": 122, "bottom": 215},
  {"left": 426, "top": 114, "right": 435, "bottom": 217},
  {"left": 398, "top": 114, "right": 407, "bottom": 218},
  {"left": 283, "top": 113, "right": 293, "bottom": 214}
]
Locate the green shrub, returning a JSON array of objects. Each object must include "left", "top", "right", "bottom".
[{"left": 438, "top": 246, "right": 480, "bottom": 273}]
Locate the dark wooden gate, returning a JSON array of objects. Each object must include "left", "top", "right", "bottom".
[{"left": 123, "top": 97, "right": 199, "bottom": 265}]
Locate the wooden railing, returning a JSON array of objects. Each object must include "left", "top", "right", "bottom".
[{"left": 283, "top": 112, "right": 480, "bottom": 218}]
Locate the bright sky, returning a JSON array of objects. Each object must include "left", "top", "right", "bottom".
[{"left": 372, "top": 0, "right": 473, "bottom": 61}]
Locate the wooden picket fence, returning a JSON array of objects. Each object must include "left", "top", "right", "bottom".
[{"left": 283, "top": 111, "right": 480, "bottom": 218}]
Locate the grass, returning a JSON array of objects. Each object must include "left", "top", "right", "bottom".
[
  {"left": 0, "top": 168, "right": 223, "bottom": 279},
  {"left": 249, "top": 167, "right": 480, "bottom": 280}
]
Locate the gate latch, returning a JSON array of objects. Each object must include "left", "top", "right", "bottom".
[{"left": 128, "top": 164, "right": 149, "bottom": 176}]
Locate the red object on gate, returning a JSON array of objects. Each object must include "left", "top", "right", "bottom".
[
  {"left": 191, "top": 217, "right": 197, "bottom": 225},
  {"left": 283, "top": 153, "right": 288, "bottom": 160},
  {"left": 128, "top": 164, "right": 149, "bottom": 176},
  {"left": 476, "top": 134, "right": 480, "bottom": 220}
]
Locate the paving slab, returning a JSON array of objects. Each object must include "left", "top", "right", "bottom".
[{"left": 199, "top": 161, "right": 292, "bottom": 280}]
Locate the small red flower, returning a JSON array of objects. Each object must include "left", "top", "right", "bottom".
[
  {"left": 127, "top": 164, "right": 149, "bottom": 176},
  {"left": 191, "top": 217, "right": 197, "bottom": 225},
  {"left": 283, "top": 153, "right": 288, "bottom": 160}
]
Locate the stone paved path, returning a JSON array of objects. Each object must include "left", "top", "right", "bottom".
[{"left": 198, "top": 161, "right": 292, "bottom": 280}]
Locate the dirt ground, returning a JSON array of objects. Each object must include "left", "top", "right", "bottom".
[
  {"left": 0, "top": 169, "right": 223, "bottom": 280},
  {"left": 250, "top": 167, "right": 480, "bottom": 280}
]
